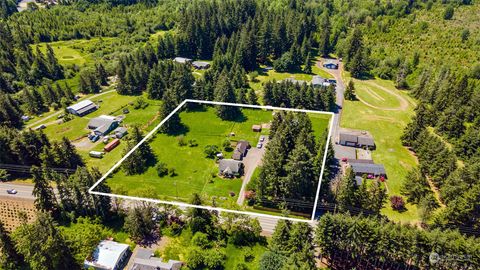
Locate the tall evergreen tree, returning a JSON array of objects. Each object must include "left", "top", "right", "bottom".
[
  {"left": 0, "top": 221, "right": 22, "bottom": 270},
  {"left": 214, "top": 72, "right": 241, "bottom": 120}
]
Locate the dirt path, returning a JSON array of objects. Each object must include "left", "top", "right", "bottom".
[
  {"left": 426, "top": 177, "right": 446, "bottom": 208},
  {"left": 357, "top": 81, "right": 410, "bottom": 111}
]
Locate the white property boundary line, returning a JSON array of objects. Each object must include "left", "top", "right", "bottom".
[{"left": 88, "top": 99, "right": 334, "bottom": 223}]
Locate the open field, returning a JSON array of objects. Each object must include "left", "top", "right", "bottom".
[
  {"left": 104, "top": 105, "right": 331, "bottom": 213},
  {"left": 340, "top": 74, "right": 420, "bottom": 223}
]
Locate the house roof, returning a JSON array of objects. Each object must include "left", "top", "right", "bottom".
[
  {"left": 339, "top": 133, "right": 359, "bottom": 143},
  {"left": 311, "top": 75, "right": 326, "bottom": 85},
  {"left": 173, "top": 57, "right": 192, "bottom": 64},
  {"left": 192, "top": 61, "right": 210, "bottom": 67},
  {"left": 219, "top": 159, "right": 242, "bottom": 174},
  {"left": 84, "top": 240, "right": 129, "bottom": 270},
  {"left": 358, "top": 136, "right": 375, "bottom": 146},
  {"left": 88, "top": 115, "right": 117, "bottom": 129},
  {"left": 114, "top": 126, "right": 128, "bottom": 135},
  {"left": 130, "top": 248, "right": 182, "bottom": 270},
  {"left": 236, "top": 140, "right": 250, "bottom": 154},
  {"left": 339, "top": 129, "right": 375, "bottom": 146},
  {"left": 349, "top": 162, "right": 386, "bottom": 176},
  {"left": 232, "top": 151, "right": 242, "bottom": 160},
  {"left": 67, "top": 99, "right": 97, "bottom": 114}
]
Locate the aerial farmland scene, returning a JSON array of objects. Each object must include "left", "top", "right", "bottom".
[{"left": 0, "top": 0, "right": 479, "bottom": 269}]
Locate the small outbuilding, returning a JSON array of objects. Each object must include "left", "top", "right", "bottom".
[
  {"left": 192, "top": 61, "right": 210, "bottom": 69},
  {"left": 252, "top": 125, "right": 262, "bottom": 132},
  {"left": 173, "top": 57, "right": 192, "bottom": 64},
  {"left": 219, "top": 159, "right": 244, "bottom": 178},
  {"left": 84, "top": 240, "right": 130, "bottom": 270},
  {"left": 232, "top": 140, "right": 250, "bottom": 161},
  {"left": 67, "top": 99, "right": 98, "bottom": 116},
  {"left": 113, "top": 126, "right": 128, "bottom": 139},
  {"left": 88, "top": 115, "right": 119, "bottom": 136}
]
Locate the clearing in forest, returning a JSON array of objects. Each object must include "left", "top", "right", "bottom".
[{"left": 90, "top": 100, "right": 333, "bottom": 220}]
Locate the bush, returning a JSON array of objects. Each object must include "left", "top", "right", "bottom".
[
  {"left": 133, "top": 97, "right": 148, "bottom": 109},
  {"left": 191, "top": 232, "right": 210, "bottom": 248},
  {"left": 188, "top": 139, "right": 198, "bottom": 147},
  {"left": 204, "top": 145, "right": 219, "bottom": 158},
  {"left": 177, "top": 135, "right": 187, "bottom": 146},
  {"left": 390, "top": 195, "right": 406, "bottom": 211},
  {"left": 223, "top": 139, "right": 232, "bottom": 151},
  {"left": 443, "top": 6, "right": 454, "bottom": 20},
  {"left": 156, "top": 162, "right": 168, "bottom": 177},
  {"left": 168, "top": 168, "right": 177, "bottom": 177},
  {"left": 249, "top": 71, "right": 259, "bottom": 82}
]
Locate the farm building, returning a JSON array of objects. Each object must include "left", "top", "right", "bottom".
[
  {"left": 173, "top": 57, "right": 192, "bottom": 64},
  {"left": 130, "top": 247, "right": 182, "bottom": 270},
  {"left": 349, "top": 162, "right": 387, "bottom": 178},
  {"left": 84, "top": 240, "right": 130, "bottom": 270},
  {"left": 192, "top": 61, "right": 210, "bottom": 69},
  {"left": 88, "top": 115, "right": 119, "bottom": 136},
  {"left": 232, "top": 140, "right": 250, "bottom": 160},
  {"left": 219, "top": 159, "right": 244, "bottom": 178},
  {"left": 338, "top": 129, "right": 375, "bottom": 149},
  {"left": 252, "top": 125, "right": 262, "bottom": 132},
  {"left": 67, "top": 99, "right": 98, "bottom": 116},
  {"left": 113, "top": 126, "right": 128, "bottom": 138},
  {"left": 323, "top": 61, "right": 339, "bottom": 69}
]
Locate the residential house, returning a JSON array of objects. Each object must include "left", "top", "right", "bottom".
[
  {"left": 323, "top": 61, "right": 339, "bottom": 69},
  {"left": 232, "top": 140, "right": 250, "bottom": 160},
  {"left": 349, "top": 162, "right": 387, "bottom": 178},
  {"left": 192, "top": 61, "right": 210, "bottom": 69},
  {"left": 130, "top": 248, "right": 182, "bottom": 270},
  {"left": 338, "top": 129, "right": 375, "bottom": 149},
  {"left": 173, "top": 57, "right": 192, "bottom": 64},
  {"left": 84, "top": 240, "right": 130, "bottom": 270},
  {"left": 88, "top": 115, "right": 119, "bottom": 136},
  {"left": 67, "top": 99, "right": 97, "bottom": 116},
  {"left": 219, "top": 159, "right": 244, "bottom": 178}
]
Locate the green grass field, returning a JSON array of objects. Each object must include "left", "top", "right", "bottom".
[
  {"left": 340, "top": 74, "right": 420, "bottom": 223},
  {"left": 105, "top": 105, "right": 331, "bottom": 210}
]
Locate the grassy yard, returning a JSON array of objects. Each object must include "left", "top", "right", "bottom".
[
  {"left": 340, "top": 74, "right": 420, "bottom": 223},
  {"left": 105, "top": 105, "right": 331, "bottom": 210}
]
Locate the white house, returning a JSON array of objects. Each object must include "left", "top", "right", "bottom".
[{"left": 84, "top": 240, "right": 130, "bottom": 270}]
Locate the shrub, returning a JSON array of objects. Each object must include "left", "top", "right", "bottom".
[
  {"left": 168, "top": 168, "right": 177, "bottom": 177},
  {"left": 156, "top": 162, "right": 168, "bottom": 177},
  {"left": 390, "top": 195, "right": 405, "bottom": 211},
  {"left": 443, "top": 6, "right": 454, "bottom": 20},
  {"left": 204, "top": 145, "right": 219, "bottom": 158},
  {"left": 223, "top": 139, "right": 232, "bottom": 151},
  {"left": 249, "top": 71, "right": 259, "bottom": 82},
  {"left": 133, "top": 97, "right": 148, "bottom": 109},
  {"left": 188, "top": 139, "right": 198, "bottom": 147},
  {"left": 177, "top": 135, "right": 187, "bottom": 146},
  {"left": 191, "top": 232, "right": 210, "bottom": 248}
]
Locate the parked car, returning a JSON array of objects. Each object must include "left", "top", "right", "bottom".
[
  {"left": 256, "top": 143, "right": 262, "bottom": 149},
  {"left": 91, "top": 135, "right": 100, "bottom": 142},
  {"left": 259, "top": 135, "right": 265, "bottom": 142},
  {"left": 341, "top": 157, "right": 348, "bottom": 162},
  {"left": 6, "top": 189, "right": 17, "bottom": 195}
]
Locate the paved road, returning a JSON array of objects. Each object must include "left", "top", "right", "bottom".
[
  {"left": 25, "top": 89, "right": 116, "bottom": 129},
  {"left": 0, "top": 183, "right": 34, "bottom": 200}
]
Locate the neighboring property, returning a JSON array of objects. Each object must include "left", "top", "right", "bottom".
[
  {"left": 192, "top": 61, "right": 210, "bottom": 69},
  {"left": 252, "top": 125, "right": 262, "bottom": 132},
  {"left": 338, "top": 129, "right": 375, "bottom": 149},
  {"left": 84, "top": 240, "right": 130, "bottom": 270},
  {"left": 232, "top": 140, "right": 250, "bottom": 160},
  {"left": 323, "top": 61, "right": 339, "bottom": 69},
  {"left": 88, "top": 115, "right": 119, "bottom": 136},
  {"left": 173, "top": 57, "right": 192, "bottom": 64},
  {"left": 219, "top": 159, "right": 244, "bottom": 178},
  {"left": 113, "top": 126, "right": 128, "bottom": 139},
  {"left": 130, "top": 248, "right": 182, "bottom": 270},
  {"left": 349, "top": 162, "right": 387, "bottom": 178},
  {"left": 67, "top": 99, "right": 98, "bottom": 116}
]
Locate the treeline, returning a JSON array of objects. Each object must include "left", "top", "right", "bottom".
[
  {"left": 263, "top": 80, "right": 336, "bottom": 111},
  {"left": 316, "top": 213, "right": 480, "bottom": 270},
  {"left": 0, "top": 127, "right": 84, "bottom": 171},
  {"left": 249, "top": 111, "right": 328, "bottom": 212}
]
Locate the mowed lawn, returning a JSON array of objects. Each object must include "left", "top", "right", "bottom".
[
  {"left": 106, "top": 105, "right": 331, "bottom": 207},
  {"left": 340, "top": 75, "right": 420, "bottom": 223}
]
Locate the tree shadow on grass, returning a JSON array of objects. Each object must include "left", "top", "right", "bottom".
[
  {"left": 163, "top": 122, "right": 190, "bottom": 136},
  {"left": 229, "top": 110, "right": 248, "bottom": 123}
]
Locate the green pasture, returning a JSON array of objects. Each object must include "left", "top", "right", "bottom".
[
  {"left": 340, "top": 75, "right": 419, "bottom": 223},
  {"left": 105, "top": 105, "right": 331, "bottom": 210}
]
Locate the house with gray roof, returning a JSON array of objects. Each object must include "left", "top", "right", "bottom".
[
  {"left": 113, "top": 126, "right": 128, "bottom": 139},
  {"left": 173, "top": 57, "right": 192, "bottom": 64},
  {"left": 338, "top": 129, "right": 375, "bottom": 149},
  {"left": 219, "top": 159, "right": 244, "bottom": 178},
  {"left": 349, "top": 162, "right": 387, "bottom": 178},
  {"left": 88, "top": 115, "right": 119, "bottom": 136},
  {"left": 192, "top": 61, "right": 210, "bottom": 69},
  {"left": 67, "top": 99, "right": 97, "bottom": 116},
  {"left": 232, "top": 140, "right": 250, "bottom": 160},
  {"left": 130, "top": 248, "right": 182, "bottom": 270}
]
